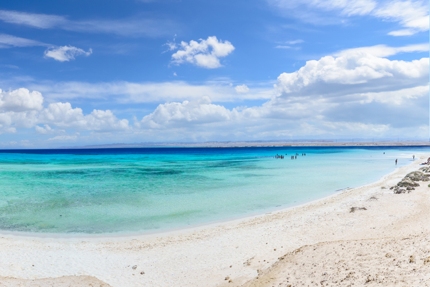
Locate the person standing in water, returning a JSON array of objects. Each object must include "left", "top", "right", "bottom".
[
  {"left": 413, "top": 155, "right": 415, "bottom": 160},
  {"left": 395, "top": 159, "right": 398, "bottom": 165}
]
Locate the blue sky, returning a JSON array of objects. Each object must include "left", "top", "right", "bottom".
[{"left": 0, "top": 0, "right": 428, "bottom": 147}]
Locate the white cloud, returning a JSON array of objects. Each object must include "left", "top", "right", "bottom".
[
  {"left": 35, "top": 124, "right": 53, "bottom": 134},
  {"left": 286, "top": 39, "right": 304, "bottom": 45},
  {"left": 41, "top": 102, "right": 129, "bottom": 131},
  {"left": 0, "top": 10, "right": 65, "bottom": 29},
  {"left": 137, "top": 51, "right": 429, "bottom": 140},
  {"left": 0, "top": 9, "right": 177, "bottom": 37},
  {"left": 235, "top": 84, "right": 250, "bottom": 94},
  {"left": 276, "top": 52, "right": 428, "bottom": 94},
  {"left": 0, "top": 88, "right": 44, "bottom": 112},
  {"left": 26, "top": 80, "right": 274, "bottom": 103},
  {"left": 1, "top": 48, "right": 428, "bottom": 142},
  {"left": 259, "top": 51, "right": 429, "bottom": 132},
  {"left": 171, "top": 36, "right": 235, "bottom": 68},
  {"left": 44, "top": 46, "right": 92, "bottom": 62},
  {"left": 335, "top": 43, "right": 429, "bottom": 58},
  {"left": 269, "top": 0, "right": 429, "bottom": 36},
  {"left": 269, "top": 0, "right": 376, "bottom": 21},
  {"left": 275, "top": 39, "right": 303, "bottom": 49},
  {"left": 0, "top": 33, "right": 46, "bottom": 48},
  {"left": 314, "top": 0, "right": 377, "bottom": 16},
  {"left": 86, "top": 109, "right": 129, "bottom": 131},
  {"left": 164, "top": 41, "right": 177, "bottom": 51},
  {"left": 374, "top": 0, "right": 429, "bottom": 35},
  {"left": 356, "top": 85, "right": 429, "bottom": 105},
  {"left": 388, "top": 29, "right": 416, "bottom": 36},
  {"left": 140, "top": 97, "right": 235, "bottom": 128},
  {"left": 0, "top": 88, "right": 129, "bottom": 135},
  {"left": 66, "top": 19, "right": 177, "bottom": 38}
]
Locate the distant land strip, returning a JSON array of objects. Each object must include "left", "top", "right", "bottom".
[{"left": 64, "top": 141, "right": 430, "bottom": 149}]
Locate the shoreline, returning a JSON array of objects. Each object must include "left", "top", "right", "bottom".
[
  {"left": 0, "top": 156, "right": 417, "bottom": 241},
  {"left": 0, "top": 156, "right": 429, "bottom": 286}
]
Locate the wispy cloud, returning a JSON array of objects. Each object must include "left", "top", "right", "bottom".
[
  {"left": 64, "top": 18, "right": 177, "bottom": 37},
  {"left": 0, "top": 34, "right": 92, "bottom": 62},
  {"left": 0, "top": 9, "right": 65, "bottom": 28},
  {"left": 0, "top": 33, "right": 46, "bottom": 48},
  {"left": 44, "top": 46, "right": 92, "bottom": 62},
  {"left": 26, "top": 80, "right": 273, "bottom": 103},
  {"left": 275, "top": 39, "right": 303, "bottom": 49},
  {"left": 0, "top": 9, "right": 178, "bottom": 37},
  {"left": 269, "top": 0, "right": 429, "bottom": 36},
  {"left": 285, "top": 39, "right": 304, "bottom": 45},
  {"left": 374, "top": 0, "right": 429, "bottom": 36},
  {"left": 334, "top": 43, "right": 429, "bottom": 58}
]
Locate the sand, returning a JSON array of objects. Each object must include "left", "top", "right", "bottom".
[
  {"left": 0, "top": 275, "right": 111, "bottom": 287},
  {"left": 0, "top": 156, "right": 429, "bottom": 287}
]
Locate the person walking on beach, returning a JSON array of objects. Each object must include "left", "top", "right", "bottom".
[
  {"left": 395, "top": 159, "right": 398, "bottom": 165},
  {"left": 413, "top": 155, "right": 415, "bottom": 160}
]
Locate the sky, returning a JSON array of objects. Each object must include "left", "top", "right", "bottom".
[{"left": 0, "top": 0, "right": 428, "bottom": 148}]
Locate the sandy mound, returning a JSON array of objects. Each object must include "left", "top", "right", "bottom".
[{"left": 242, "top": 234, "right": 430, "bottom": 287}]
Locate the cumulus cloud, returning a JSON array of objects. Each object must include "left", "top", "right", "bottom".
[
  {"left": 0, "top": 88, "right": 43, "bottom": 112},
  {"left": 258, "top": 51, "right": 429, "bottom": 132},
  {"left": 269, "top": 0, "right": 429, "bottom": 36},
  {"left": 44, "top": 45, "right": 92, "bottom": 62},
  {"left": 0, "top": 88, "right": 129, "bottom": 135},
  {"left": 276, "top": 52, "right": 428, "bottom": 96},
  {"left": 235, "top": 84, "right": 250, "bottom": 94},
  {"left": 171, "top": 36, "right": 235, "bottom": 68},
  {"left": 1, "top": 49, "right": 428, "bottom": 142},
  {"left": 137, "top": 51, "right": 428, "bottom": 140},
  {"left": 41, "top": 102, "right": 128, "bottom": 131},
  {"left": 140, "top": 97, "right": 235, "bottom": 128}
]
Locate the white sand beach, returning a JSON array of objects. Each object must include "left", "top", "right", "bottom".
[{"left": 0, "top": 156, "right": 429, "bottom": 286}]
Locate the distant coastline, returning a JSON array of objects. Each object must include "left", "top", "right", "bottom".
[{"left": 66, "top": 141, "right": 430, "bottom": 149}]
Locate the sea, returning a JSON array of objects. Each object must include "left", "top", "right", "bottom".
[{"left": 0, "top": 146, "right": 428, "bottom": 235}]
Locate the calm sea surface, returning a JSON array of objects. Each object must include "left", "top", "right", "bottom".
[{"left": 0, "top": 146, "right": 428, "bottom": 234}]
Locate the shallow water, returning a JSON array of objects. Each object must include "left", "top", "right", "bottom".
[{"left": 0, "top": 146, "right": 427, "bottom": 234}]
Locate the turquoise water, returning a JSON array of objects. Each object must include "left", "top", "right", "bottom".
[{"left": 0, "top": 147, "right": 427, "bottom": 234}]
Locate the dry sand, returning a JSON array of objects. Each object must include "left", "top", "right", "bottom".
[{"left": 0, "top": 157, "right": 429, "bottom": 287}]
